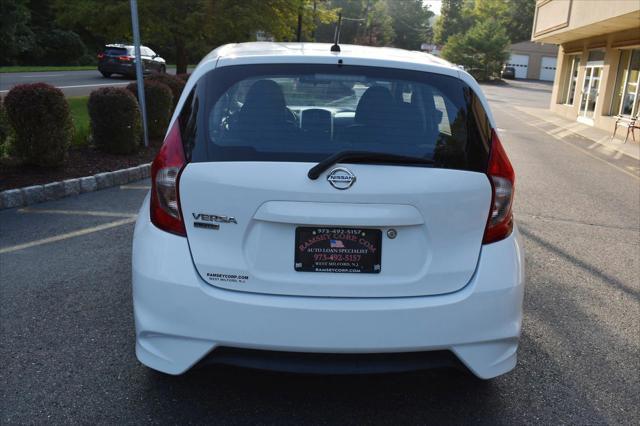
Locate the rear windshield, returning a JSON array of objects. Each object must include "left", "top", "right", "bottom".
[
  {"left": 104, "top": 47, "right": 129, "bottom": 56},
  {"left": 184, "top": 64, "right": 491, "bottom": 172}
]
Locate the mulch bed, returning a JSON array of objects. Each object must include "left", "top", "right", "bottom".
[{"left": 0, "top": 140, "right": 162, "bottom": 191}]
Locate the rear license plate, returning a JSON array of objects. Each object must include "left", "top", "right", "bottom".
[{"left": 295, "top": 227, "right": 381, "bottom": 273}]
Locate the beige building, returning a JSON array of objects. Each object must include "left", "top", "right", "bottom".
[
  {"left": 507, "top": 41, "right": 559, "bottom": 80},
  {"left": 531, "top": 0, "right": 640, "bottom": 132}
]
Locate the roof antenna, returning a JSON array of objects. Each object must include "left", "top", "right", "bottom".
[{"left": 331, "top": 13, "right": 342, "bottom": 52}]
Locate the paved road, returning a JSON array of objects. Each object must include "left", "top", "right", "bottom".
[
  {"left": 0, "top": 67, "right": 190, "bottom": 97},
  {"left": 1, "top": 81, "right": 639, "bottom": 424}
]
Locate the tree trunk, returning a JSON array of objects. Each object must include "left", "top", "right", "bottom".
[
  {"left": 175, "top": 36, "right": 188, "bottom": 75},
  {"left": 311, "top": 0, "right": 317, "bottom": 41},
  {"left": 297, "top": 11, "right": 303, "bottom": 42}
]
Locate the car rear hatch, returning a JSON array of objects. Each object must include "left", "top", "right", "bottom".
[
  {"left": 100, "top": 46, "right": 130, "bottom": 63},
  {"left": 180, "top": 162, "right": 490, "bottom": 297},
  {"left": 166, "top": 63, "right": 500, "bottom": 298}
]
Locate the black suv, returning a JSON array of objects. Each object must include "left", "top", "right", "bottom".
[
  {"left": 98, "top": 44, "right": 166, "bottom": 78},
  {"left": 501, "top": 66, "right": 516, "bottom": 80}
]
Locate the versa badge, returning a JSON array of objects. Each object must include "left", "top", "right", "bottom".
[{"left": 193, "top": 213, "right": 237, "bottom": 230}]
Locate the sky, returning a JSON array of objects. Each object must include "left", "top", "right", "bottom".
[{"left": 423, "top": 0, "right": 442, "bottom": 15}]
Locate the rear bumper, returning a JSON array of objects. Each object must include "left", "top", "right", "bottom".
[
  {"left": 98, "top": 62, "right": 135, "bottom": 75},
  {"left": 132, "top": 199, "right": 525, "bottom": 379}
]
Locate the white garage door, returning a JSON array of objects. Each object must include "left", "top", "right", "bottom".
[
  {"left": 539, "top": 56, "right": 557, "bottom": 81},
  {"left": 507, "top": 54, "right": 529, "bottom": 79}
]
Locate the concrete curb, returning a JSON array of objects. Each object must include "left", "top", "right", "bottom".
[{"left": 0, "top": 163, "right": 151, "bottom": 210}]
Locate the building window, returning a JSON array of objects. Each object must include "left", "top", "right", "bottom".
[
  {"left": 611, "top": 49, "right": 640, "bottom": 117},
  {"left": 560, "top": 55, "right": 580, "bottom": 105}
]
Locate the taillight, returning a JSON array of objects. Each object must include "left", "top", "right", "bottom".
[
  {"left": 150, "top": 121, "right": 186, "bottom": 236},
  {"left": 97, "top": 52, "right": 105, "bottom": 59},
  {"left": 118, "top": 55, "right": 133, "bottom": 62},
  {"left": 483, "top": 129, "right": 515, "bottom": 244}
]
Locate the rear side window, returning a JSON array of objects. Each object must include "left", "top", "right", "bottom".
[
  {"left": 104, "top": 47, "right": 128, "bottom": 56},
  {"left": 188, "top": 64, "right": 491, "bottom": 172}
]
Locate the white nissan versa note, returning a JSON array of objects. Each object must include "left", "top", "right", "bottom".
[{"left": 132, "top": 42, "right": 525, "bottom": 379}]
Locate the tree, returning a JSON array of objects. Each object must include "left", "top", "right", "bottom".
[
  {"left": 505, "top": 0, "right": 535, "bottom": 43},
  {"left": 314, "top": 0, "right": 367, "bottom": 45},
  {"left": 54, "top": 0, "right": 132, "bottom": 44},
  {"left": 0, "top": 0, "right": 35, "bottom": 65},
  {"left": 55, "top": 0, "right": 313, "bottom": 74},
  {"left": 205, "top": 0, "right": 335, "bottom": 45},
  {"left": 139, "top": 0, "right": 210, "bottom": 74},
  {"left": 353, "top": 0, "right": 394, "bottom": 46},
  {"left": 441, "top": 19, "right": 510, "bottom": 80},
  {"left": 454, "top": 0, "right": 535, "bottom": 44},
  {"left": 388, "top": 0, "right": 434, "bottom": 50},
  {"left": 471, "top": 0, "right": 509, "bottom": 23},
  {"left": 433, "top": 0, "right": 469, "bottom": 46}
]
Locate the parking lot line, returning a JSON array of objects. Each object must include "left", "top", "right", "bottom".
[
  {"left": 0, "top": 217, "right": 137, "bottom": 254},
  {"left": 120, "top": 184, "right": 151, "bottom": 190},
  {"left": 19, "top": 74, "right": 61, "bottom": 78},
  {"left": 19, "top": 208, "right": 137, "bottom": 218}
]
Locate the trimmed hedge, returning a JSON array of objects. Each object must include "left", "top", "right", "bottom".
[
  {"left": 0, "top": 99, "right": 9, "bottom": 150},
  {"left": 127, "top": 80, "right": 173, "bottom": 140},
  {"left": 145, "top": 74, "right": 185, "bottom": 108},
  {"left": 4, "top": 83, "right": 72, "bottom": 167},
  {"left": 88, "top": 87, "right": 141, "bottom": 154}
]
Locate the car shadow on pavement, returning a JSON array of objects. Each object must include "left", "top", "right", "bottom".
[
  {"left": 142, "top": 365, "right": 501, "bottom": 423},
  {"left": 519, "top": 226, "right": 639, "bottom": 301},
  {"left": 135, "top": 331, "right": 608, "bottom": 425}
]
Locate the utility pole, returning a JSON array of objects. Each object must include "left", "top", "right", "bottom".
[
  {"left": 311, "top": 0, "right": 317, "bottom": 41},
  {"left": 130, "top": 0, "right": 148, "bottom": 147},
  {"left": 296, "top": 0, "right": 303, "bottom": 42}
]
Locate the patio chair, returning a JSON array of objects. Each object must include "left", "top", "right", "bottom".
[{"left": 611, "top": 114, "right": 639, "bottom": 143}]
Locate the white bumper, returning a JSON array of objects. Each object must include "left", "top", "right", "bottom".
[{"left": 132, "top": 199, "right": 525, "bottom": 379}]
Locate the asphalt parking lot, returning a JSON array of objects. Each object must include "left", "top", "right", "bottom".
[{"left": 1, "top": 80, "right": 639, "bottom": 424}]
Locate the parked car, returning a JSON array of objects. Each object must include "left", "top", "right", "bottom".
[
  {"left": 132, "top": 42, "right": 524, "bottom": 379},
  {"left": 97, "top": 44, "right": 166, "bottom": 78},
  {"left": 501, "top": 66, "right": 516, "bottom": 79}
]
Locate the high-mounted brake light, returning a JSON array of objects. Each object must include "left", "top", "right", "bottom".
[
  {"left": 150, "top": 121, "right": 187, "bottom": 236},
  {"left": 483, "top": 129, "right": 515, "bottom": 244}
]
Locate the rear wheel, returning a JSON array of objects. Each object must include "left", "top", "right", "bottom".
[{"left": 100, "top": 71, "right": 112, "bottom": 78}]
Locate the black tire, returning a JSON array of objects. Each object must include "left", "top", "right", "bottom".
[{"left": 100, "top": 71, "right": 112, "bottom": 78}]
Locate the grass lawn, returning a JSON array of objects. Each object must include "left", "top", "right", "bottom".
[
  {"left": 0, "top": 65, "right": 97, "bottom": 73},
  {"left": 68, "top": 96, "right": 90, "bottom": 146}
]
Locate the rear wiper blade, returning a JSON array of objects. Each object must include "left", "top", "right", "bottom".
[{"left": 308, "top": 150, "right": 434, "bottom": 180}]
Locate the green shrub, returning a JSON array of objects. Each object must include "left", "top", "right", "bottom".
[
  {"left": 4, "top": 83, "right": 72, "bottom": 167},
  {"left": 24, "top": 30, "right": 87, "bottom": 66},
  {"left": 0, "top": 99, "right": 9, "bottom": 149},
  {"left": 127, "top": 80, "right": 173, "bottom": 140},
  {"left": 145, "top": 74, "right": 185, "bottom": 108},
  {"left": 88, "top": 87, "right": 141, "bottom": 154}
]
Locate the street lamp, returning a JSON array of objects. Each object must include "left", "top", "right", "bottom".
[{"left": 130, "top": 0, "right": 149, "bottom": 147}]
